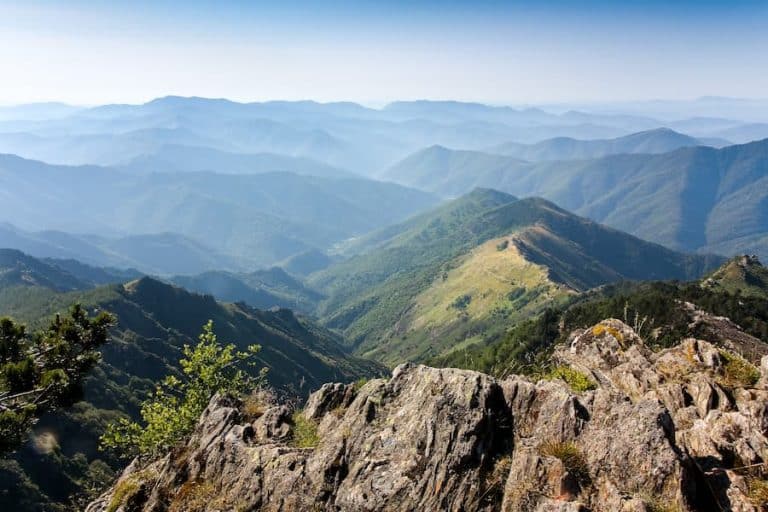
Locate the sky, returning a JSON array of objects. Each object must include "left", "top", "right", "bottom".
[{"left": 1, "top": 0, "right": 767, "bottom": 106}]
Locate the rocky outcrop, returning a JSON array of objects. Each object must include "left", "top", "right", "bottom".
[{"left": 88, "top": 320, "right": 768, "bottom": 512}]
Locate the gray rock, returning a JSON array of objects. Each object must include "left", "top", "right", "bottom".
[{"left": 88, "top": 320, "right": 768, "bottom": 512}]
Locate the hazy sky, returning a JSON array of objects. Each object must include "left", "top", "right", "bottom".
[{"left": 2, "top": 0, "right": 767, "bottom": 105}]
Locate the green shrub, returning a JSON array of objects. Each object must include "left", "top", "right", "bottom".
[
  {"left": 290, "top": 412, "right": 320, "bottom": 448},
  {"left": 719, "top": 350, "right": 760, "bottom": 388},
  {"left": 0, "top": 305, "right": 114, "bottom": 454},
  {"left": 546, "top": 366, "right": 597, "bottom": 392},
  {"left": 101, "top": 320, "right": 265, "bottom": 458},
  {"left": 451, "top": 294, "right": 472, "bottom": 310}
]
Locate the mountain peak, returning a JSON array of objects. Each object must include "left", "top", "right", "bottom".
[{"left": 702, "top": 254, "right": 768, "bottom": 298}]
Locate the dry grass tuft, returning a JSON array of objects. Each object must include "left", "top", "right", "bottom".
[
  {"left": 241, "top": 387, "right": 277, "bottom": 421},
  {"left": 539, "top": 440, "right": 590, "bottom": 486}
]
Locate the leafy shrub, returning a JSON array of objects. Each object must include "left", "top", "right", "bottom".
[
  {"left": 546, "top": 366, "right": 597, "bottom": 392},
  {"left": 290, "top": 412, "right": 320, "bottom": 448},
  {"left": 539, "top": 440, "right": 590, "bottom": 486},
  {"left": 100, "top": 320, "right": 265, "bottom": 458},
  {"left": 718, "top": 350, "right": 760, "bottom": 388}
]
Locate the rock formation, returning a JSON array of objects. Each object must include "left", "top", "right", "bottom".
[{"left": 88, "top": 319, "right": 768, "bottom": 511}]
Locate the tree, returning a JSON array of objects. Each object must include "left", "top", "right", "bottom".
[
  {"left": 100, "top": 320, "right": 265, "bottom": 458},
  {"left": 0, "top": 305, "right": 115, "bottom": 453}
]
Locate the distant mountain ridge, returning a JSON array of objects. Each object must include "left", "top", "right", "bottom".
[
  {"left": 0, "top": 248, "right": 140, "bottom": 291},
  {"left": 170, "top": 266, "right": 324, "bottom": 312},
  {"left": 487, "top": 127, "right": 726, "bottom": 161},
  {"left": 3, "top": 96, "right": 765, "bottom": 174},
  {"left": 120, "top": 144, "right": 355, "bottom": 178},
  {"left": 384, "top": 138, "right": 768, "bottom": 259},
  {"left": 0, "top": 154, "right": 439, "bottom": 269},
  {"left": 0, "top": 223, "right": 239, "bottom": 275}
]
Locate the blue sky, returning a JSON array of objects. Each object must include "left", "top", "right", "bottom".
[{"left": 1, "top": 0, "right": 767, "bottom": 105}]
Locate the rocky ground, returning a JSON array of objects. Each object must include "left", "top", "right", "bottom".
[{"left": 88, "top": 319, "right": 768, "bottom": 511}]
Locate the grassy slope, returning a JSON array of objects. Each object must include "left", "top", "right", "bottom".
[
  {"left": 432, "top": 278, "right": 768, "bottom": 378},
  {"left": 702, "top": 255, "right": 768, "bottom": 299},
  {"left": 358, "top": 235, "right": 574, "bottom": 364},
  {"left": 311, "top": 189, "right": 721, "bottom": 364}
]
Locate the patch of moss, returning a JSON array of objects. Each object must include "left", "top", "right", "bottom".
[
  {"left": 106, "top": 479, "right": 140, "bottom": 512},
  {"left": 106, "top": 469, "right": 156, "bottom": 512},
  {"left": 546, "top": 366, "right": 597, "bottom": 392},
  {"left": 747, "top": 476, "right": 768, "bottom": 508},
  {"left": 168, "top": 481, "right": 217, "bottom": 512},
  {"left": 644, "top": 500, "right": 683, "bottom": 512},
  {"left": 290, "top": 412, "right": 320, "bottom": 448},
  {"left": 591, "top": 323, "right": 623, "bottom": 342}
]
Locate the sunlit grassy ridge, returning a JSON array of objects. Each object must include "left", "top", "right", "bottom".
[
  {"left": 313, "top": 189, "right": 718, "bottom": 365},
  {"left": 359, "top": 236, "right": 573, "bottom": 364}
]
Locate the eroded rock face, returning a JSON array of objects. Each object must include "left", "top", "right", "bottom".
[{"left": 88, "top": 320, "right": 768, "bottom": 512}]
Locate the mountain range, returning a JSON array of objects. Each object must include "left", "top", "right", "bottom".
[
  {"left": 0, "top": 154, "right": 438, "bottom": 269},
  {"left": 2, "top": 95, "right": 768, "bottom": 512},
  {"left": 309, "top": 189, "right": 722, "bottom": 364},
  {"left": 487, "top": 127, "right": 727, "bottom": 161},
  {"left": 2, "top": 97, "right": 767, "bottom": 174},
  {"left": 384, "top": 138, "right": 768, "bottom": 259}
]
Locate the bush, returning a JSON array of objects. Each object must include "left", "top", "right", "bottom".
[
  {"left": 290, "top": 412, "right": 319, "bottom": 448},
  {"left": 546, "top": 366, "right": 597, "bottom": 392},
  {"left": 719, "top": 350, "right": 760, "bottom": 388},
  {"left": 101, "top": 320, "right": 265, "bottom": 458},
  {"left": 451, "top": 294, "right": 472, "bottom": 310}
]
